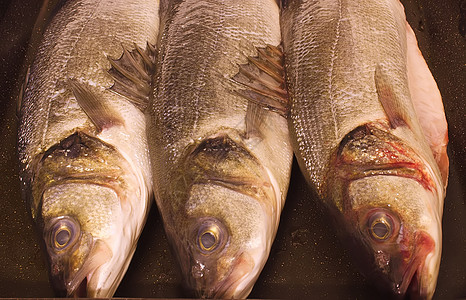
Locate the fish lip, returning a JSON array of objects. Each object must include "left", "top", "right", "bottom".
[
  {"left": 397, "top": 267, "right": 431, "bottom": 300},
  {"left": 214, "top": 252, "right": 256, "bottom": 299},
  {"left": 52, "top": 239, "right": 112, "bottom": 297},
  {"left": 70, "top": 276, "right": 88, "bottom": 297},
  {"left": 194, "top": 251, "right": 255, "bottom": 299},
  {"left": 405, "top": 253, "right": 436, "bottom": 300},
  {"left": 392, "top": 230, "right": 436, "bottom": 298},
  {"left": 393, "top": 252, "right": 420, "bottom": 296}
]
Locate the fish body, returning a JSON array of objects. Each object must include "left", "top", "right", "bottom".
[
  {"left": 17, "top": 0, "right": 159, "bottom": 296},
  {"left": 282, "top": 0, "right": 447, "bottom": 298},
  {"left": 149, "top": 0, "right": 292, "bottom": 298}
]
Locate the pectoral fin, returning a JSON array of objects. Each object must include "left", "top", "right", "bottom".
[
  {"left": 69, "top": 80, "right": 124, "bottom": 133},
  {"left": 232, "top": 45, "right": 288, "bottom": 138},
  {"left": 374, "top": 64, "right": 413, "bottom": 130},
  {"left": 107, "top": 42, "right": 156, "bottom": 111},
  {"left": 245, "top": 101, "right": 264, "bottom": 139}
]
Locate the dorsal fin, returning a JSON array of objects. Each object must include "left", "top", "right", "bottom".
[
  {"left": 232, "top": 44, "right": 289, "bottom": 138},
  {"left": 107, "top": 42, "right": 157, "bottom": 111},
  {"left": 69, "top": 80, "right": 124, "bottom": 133}
]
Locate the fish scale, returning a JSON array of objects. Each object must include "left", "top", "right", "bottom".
[
  {"left": 149, "top": 0, "right": 292, "bottom": 298},
  {"left": 17, "top": 0, "right": 159, "bottom": 297},
  {"left": 282, "top": 0, "right": 446, "bottom": 298}
]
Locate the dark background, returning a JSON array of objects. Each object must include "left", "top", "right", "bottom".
[{"left": 0, "top": 0, "right": 464, "bottom": 298}]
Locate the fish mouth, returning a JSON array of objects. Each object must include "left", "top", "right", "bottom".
[
  {"left": 71, "top": 277, "right": 88, "bottom": 297},
  {"left": 395, "top": 264, "right": 431, "bottom": 300},
  {"left": 52, "top": 239, "right": 113, "bottom": 297},
  {"left": 392, "top": 230, "right": 436, "bottom": 299},
  {"left": 194, "top": 251, "right": 256, "bottom": 299}
]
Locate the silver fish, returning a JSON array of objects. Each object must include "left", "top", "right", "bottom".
[
  {"left": 17, "top": 0, "right": 159, "bottom": 296},
  {"left": 281, "top": 0, "right": 448, "bottom": 298},
  {"left": 148, "top": 0, "right": 292, "bottom": 298}
]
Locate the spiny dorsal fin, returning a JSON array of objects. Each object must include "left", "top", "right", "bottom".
[
  {"left": 232, "top": 44, "right": 289, "bottom": 138},
  {"left": 107, "top": 42, "right": 156, "bottom": 111},
  {"left": 69, "top": 79, "right": 124, "bottom": 133}
]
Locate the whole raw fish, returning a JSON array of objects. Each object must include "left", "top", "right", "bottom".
[
  {"left": 281, "top": 0, "right": 448, "bottom": 298},
  {"left": 17, "top": 0, "right": 159, "bottom": 296},
  {"left": 148, "top": 0, "right": 292, "bottom": 298}
]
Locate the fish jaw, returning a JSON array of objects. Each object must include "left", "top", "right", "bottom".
[
  {"left": 49, "top": 235, "right": 138, "bottom": 297},
  {"left": 44, "top": 217, "right": 114, "bottom": 297},
  {"left": 44, "top": 199, "right": 142, "bottom": 297},
  {"left": 183, "top": 236, "right": 267, "bottom": 299},
  {"left": 398, "top": 231, "right": 438, "bottom": 299},
  {"left": 369, "top": 229, "right": 437, "bottom": 299},
  {"left": 344, "top": 224, "right": 438, "bottom": 299},
  {"left": 56, "top": 239, "right": 113, "bottom": 297},
  {"left": 189, "top": 250, "right": 258, "bottom": 299},
  {"left": 80, "top": 237, "right": 137, "bottom": 297}
]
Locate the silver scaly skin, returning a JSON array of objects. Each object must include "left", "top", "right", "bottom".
[
  {"left": 149, "top": 0, "right": 292, "bottom": 298},
  {"left": 282, "top": 0, "right": 447, "bottom": 298},
  {"left": 17, "top": 0, "right": 159, "bottom": 296}
]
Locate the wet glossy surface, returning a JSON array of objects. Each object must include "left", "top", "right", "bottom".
[{"left": 0, "top": 0, "right": 464, "bottom": 298}]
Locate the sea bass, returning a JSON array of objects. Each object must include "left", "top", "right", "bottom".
[
  {"left": 17, "top": 0, "right": 159, "bottom": 296},
  {"left": 281, "top": 0, "right": 448, "bottom": 298},
  {"left": 148, "top": 0, "right": 292, "bottom": 298}
]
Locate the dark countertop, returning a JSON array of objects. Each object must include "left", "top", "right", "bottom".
[{"left": 0, "top": 0, "right": 464, "bottom": 298}]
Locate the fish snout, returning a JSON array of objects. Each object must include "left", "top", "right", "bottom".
[
  {"left": 407, "top": 230, "right": 438, "bottom": 300},
  {"left": 390, "top": 230, "right": 437, "bottom": 299},
  {"left": 212, "top": 252, "right": 255, "bottom": 299},
  {"left": 49, "top": 238, "right": 113, "bottom": 297},
  {"left": 192, "top": 251, "right": 255, "bottom": 299},
  {"left": 49, "top": 255, "right": 87, "bottom": 297}
]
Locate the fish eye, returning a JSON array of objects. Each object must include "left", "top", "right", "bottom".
[
  {"left": 195, "top": 218, "right": 227, "bottom": 254},
  {"left": 199, "top": 228, "right": 219, "bottom": 251},
  {"left": 54, "top": 226, "right": 71, "bottom": 248},
  {"left": 368, "top": 212, "right": 394, "bottom": 241},
  {"left": 47, "top": 217, "right": 80, "bottom": 252}
]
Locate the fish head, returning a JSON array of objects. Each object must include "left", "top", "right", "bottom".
[
  {"left": 167, "top": 182, "right": 274, "bottom": 299},
  {"left": 164, "top": 134, "right": 279, "bottom": 298},
  {"left": 27, "top": 131, "right": 149, "bottom": 297},
  {"left": 39, "top": 182, "right": 134, "bottom": 297},
  {"left": 340, "top": 175, "right": 442, "bottom": 298}
]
